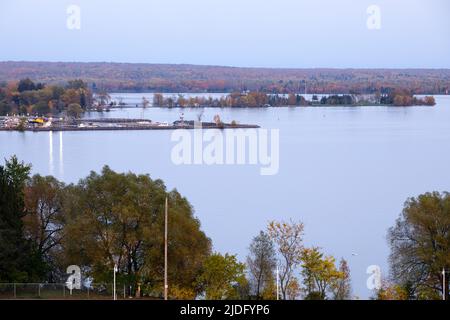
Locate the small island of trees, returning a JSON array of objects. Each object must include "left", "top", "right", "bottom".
[{"left": 152, "top": 90, "right": 435, "bottom": 108}]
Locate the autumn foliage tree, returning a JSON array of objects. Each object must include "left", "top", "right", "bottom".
[
  {"left": 0, "top": 79, "right": 92, "bottom": 116},
  {"left": 267, "top": 220, "right": 304, "bottom": 300},
  {"left": 300, "top": 247, "right": 345, "bottom": 300},
  {"left": 331, "top": 258, "right": 352, "bottom": 300},
  {"left": 374, "top": 279, "right": 408, "bottom": 300}
]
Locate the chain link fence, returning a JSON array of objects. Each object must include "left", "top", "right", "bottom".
[{"left": 0, "top": 283, "right": 129, "bottom": 299}]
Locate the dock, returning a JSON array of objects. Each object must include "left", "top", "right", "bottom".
[{"left": 0, "top": 117, "right": 260, "bottom": 132}]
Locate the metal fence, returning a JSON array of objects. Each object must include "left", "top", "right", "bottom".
[{"left": 0, "top": 283, "right": 129, "bottom": 300}]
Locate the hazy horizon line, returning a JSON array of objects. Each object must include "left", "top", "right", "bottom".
[{"left": 1, "top": 60, "right": 450, "bottom": 71}]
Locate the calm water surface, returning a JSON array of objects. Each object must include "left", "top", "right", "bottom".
[{"left": 2, "top": 94, "right": 450, "bottom": 298}]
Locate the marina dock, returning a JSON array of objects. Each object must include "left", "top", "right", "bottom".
[{"left": 0, "top": 117, "right": 260, "bottom": 132}]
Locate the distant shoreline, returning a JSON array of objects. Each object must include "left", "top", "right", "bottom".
[
  {"left": 1, "top": 61, "right": 449, "bottom": 95},
  {"left": 92, "top": 103, "right": 436, "bottom": 110}
]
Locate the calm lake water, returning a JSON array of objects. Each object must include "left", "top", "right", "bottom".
[{"left": 2, "top": 94, "right": 450, "bottom": 298}]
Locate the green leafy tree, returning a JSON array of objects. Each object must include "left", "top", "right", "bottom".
[
  {"left": 0, "top": 156, "right": 43, "bottom": 281},
  {"left": 66, "top": 103, "right": 83, "bottom": 118},
  {"left": 32, "top": 101, "right": 50, "bottom": 115},
  {"left": 388, "top": 191, "right": 450, "bottom": 300},
  {"left": 61, "top": 166, "right": 210, "bottom": 297},
  {"left": 23, "top": 175, "right": 65, "bottom": 282},
  {"left": 197, "top": 253, "right": 247, "bottom": 300},
  {"left": 66, "top": 79, "right": 88, "bottom": 90},
  {"left": 17, "top": 78, "right": 37, "bottom": 92}
]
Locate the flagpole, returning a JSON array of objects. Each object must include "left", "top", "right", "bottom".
[
  {"left": 164, "top": 197, "right": 168, "bottom": 300},
  {"left": 276, "top": 263, "right": 279, "bottom": 300},
  {"left": 443, "top": 268, "right": 446, "bottom": 301}
]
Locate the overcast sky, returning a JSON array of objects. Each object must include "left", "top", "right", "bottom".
[{"left": 0, "top": 0, "right": 449, "bottom": 68}]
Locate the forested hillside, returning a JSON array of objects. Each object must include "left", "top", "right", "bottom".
[{"left": 0, "top": 61, "right": 449, "bottom": 94}]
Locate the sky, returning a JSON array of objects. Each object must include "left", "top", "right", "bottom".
[{"left": 0, "top": 0, "right": 449, "bottom": 68}]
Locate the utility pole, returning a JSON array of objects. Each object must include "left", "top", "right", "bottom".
[
  {"left": 276, "top": 263, "right": 279, "bottom": 300},
  {"left": 164, "top": 197, "right": 168, "bottom": 300},
  {"left": 443, "top": 268, "right": 446, "bottom": 301},
  {"left": 113, "top": 263, "right": 117, "bottom": 300}
]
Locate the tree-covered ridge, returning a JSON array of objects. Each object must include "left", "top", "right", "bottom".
[
  {"left": 0, "top": 61, "right": 449, "bottom": 94},
  {"left": 0, "top": 78, "right": 93, "bottom": 116}
]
